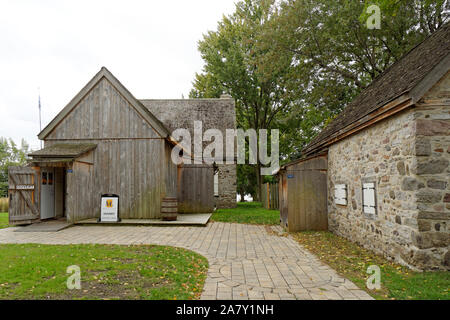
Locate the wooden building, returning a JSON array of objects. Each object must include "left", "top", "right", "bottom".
[
  {"left": 277, "top": 23, "right": 450, "bottom": 270},
  {"left": 8, "top": 67, "right": 236, "bottom": 225}
]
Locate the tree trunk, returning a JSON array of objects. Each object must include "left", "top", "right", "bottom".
[{"left": 255, "top": 163, "right": 262, "bottom": 202}]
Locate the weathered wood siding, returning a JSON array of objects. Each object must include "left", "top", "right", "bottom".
[
  {"left": 282, "top": 154, "right": 328, "bottom": 232},
  {"left": 44, "top": 77, "right": 170, "bottom": 222},
  {"left": 164, "top": 141, "right": 177, "bottom": 198},
  {"left": 261, "top": 183, "right": 279, "bottom": 210},
  {"left": 46, "top": 78, "right": 160, "bottom": 140},
  {"left": 60, "top": 139, "right": 166, "bottom": 222},
  {"left": 8, "top": 166, "right": 40, "bottom": 225},
  {"left": 54, "top": 167, "right": 64, "bottom": 218},
  {"left": 279, "top": 174, "right": 288, "bottom": 227},
  {"left": 177, "top": 164, "right": 214, "bottom": 213}
]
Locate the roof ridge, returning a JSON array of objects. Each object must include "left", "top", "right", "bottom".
[{"left": 38, "top": 67, "right": 170, "bottom": 140}]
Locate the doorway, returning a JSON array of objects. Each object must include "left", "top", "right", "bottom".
[{"left": 40, "top": 168, "right": 55, "bottom": 219}]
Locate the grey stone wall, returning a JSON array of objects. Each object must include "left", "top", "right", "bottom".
[
  {"left": 216, "top": 164, "right": 237, "bottom": 208},
  {"left": 328, "top": 73, "right": 449, "bottom": 271},
  {"left": 328, "top": 108, "right": 420, "bottom": 269},
  {"left": 412, "top": 73, "right": 450, "bottom": 269},
  {"left": 141, "top": 98, "right": 237, "bottom": 209}
]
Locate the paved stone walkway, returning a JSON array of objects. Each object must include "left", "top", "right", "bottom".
[{"left": 0, "top": 222, "right": 373, "bottom": 300}]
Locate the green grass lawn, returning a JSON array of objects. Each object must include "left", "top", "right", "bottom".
[
  {"left": 0, "top": 244, "right": 208, "bottom": 300},
  {"left": 293, "top": 231, "right": 450, "bottom": 300},
  {"left": 0, "top": 212, "right": 9, "bottom": 229},
  {"left": 212, "top": 202, "right": 280, "bottom": 225}
]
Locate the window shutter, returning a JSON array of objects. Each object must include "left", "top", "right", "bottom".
[
  {"left": 363, "top": 182, "right": 376, "bottom": 214},
  {"left": 334, "top": 184, "right": 347, "bottom": 205}
]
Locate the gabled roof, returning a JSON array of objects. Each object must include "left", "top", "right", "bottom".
[
  {"left": 38, "top": 67, "right": 170, "bottom": 140},
  {"left": 29, "top": 143, "right": 97, "bottom": 158},
  {"left": 303, "top": 22, "right": 450, "bottom": 156}
]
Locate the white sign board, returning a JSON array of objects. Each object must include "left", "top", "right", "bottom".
[
  {"left": 334, "top": 184, "right": 347, "bottom": 205},
  {"left": 100, "top": 196, "right": 119, "bottom": 222},
  {"left": 363, "top": 183, "right": 376, "bottom": 214},
  {"left": 14, "top": 185, "right": 35, "bottom": 190}
]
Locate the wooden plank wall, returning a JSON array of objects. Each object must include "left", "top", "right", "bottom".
[
  {"left": 279, "top": 174, "right": 288, "bottom": 228},
  {"left": 54, "top": 167, "right": 64, "bottom": 218},
  {"left": 177, "top": 164, "right": 214, "bottom": 213},
  {"left": 44, "top": 77, "right": 169, "bottom": 222},
  {"left": 261, "top": 183, "right": 279, "bottom": 210},
  {"left": 45, "top": 78, "right": 159, "bottom": 140},
  {"left": 8, "top": 166, "right": 40, "bottom": 224},
  {"left": 164, "top": 141, "right": 178, "bottom": 198},
  {"left": 285, "top": 154, "right": 328, "bottom": 232},
  {"left": 62, "top": 139, "right": 165, "bottom": 222}
]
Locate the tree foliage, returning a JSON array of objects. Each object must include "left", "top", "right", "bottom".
[
  {"left": 0, "top": 138, "right": 30, "bottom": 197},
  {"left": 190, "top": 0, "right": 294, "bottom": 199},
  {"left": 191, "top": 0, "right": 449, "bottom": 196},
  {"left": 272, "top": 0, "right": 449, "bottom": 157}
]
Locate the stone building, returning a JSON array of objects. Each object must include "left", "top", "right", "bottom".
[
  {"left": 142, "top": 98, "right": 237, "bottom": 209},
  {"left": 281, "top": 23, "right": 450, "bottom": 270}
]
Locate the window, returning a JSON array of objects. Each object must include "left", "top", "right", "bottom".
[
  {"left": 48, "top": 172, "right": 53, "bottom": 185},
  {"left": 42, "top": 172, "right": 47, "bottom": 185},
  {"left": 214, "top": 172, "right": 219, "bottom": 197},
  {"left": 362, "top": 182, "right": 376, "bottom": 215},
  {"left": 334, "top": 184, "right": 347, "bottom": 205}
]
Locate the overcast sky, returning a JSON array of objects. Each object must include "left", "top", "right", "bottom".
[{"left": 0, "top": 0, "right": 237, "bottom": 150}]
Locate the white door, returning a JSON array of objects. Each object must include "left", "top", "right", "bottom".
[{"left": 40, "top": 168, "right": 55, "bottom": 219}]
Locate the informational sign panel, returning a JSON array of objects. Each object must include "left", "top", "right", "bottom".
[
  {"left": 13, "top": 184, "right": 35, "bottom": 190},
  {"left": 100, "top": 194, "right": 120, "bottom": 222}
]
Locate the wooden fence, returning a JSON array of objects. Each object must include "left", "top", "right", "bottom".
[{"left": 261, "top": 183, "right": 279, "bottom": 210}]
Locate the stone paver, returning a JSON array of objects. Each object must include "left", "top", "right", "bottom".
[{"left": 0, "top": 222, "right": 374, "bottom": 300}]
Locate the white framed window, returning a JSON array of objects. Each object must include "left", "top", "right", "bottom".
[
  {"left": 334, "top": 184, "right": 347, "bottom": 205},
  {"left": 214, "top": 172, "right": 219, "bottom": 196},
  {"left": 362, "top": 182, "right": 376, "bottom": 215}
]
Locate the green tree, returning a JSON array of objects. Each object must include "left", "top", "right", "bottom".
[
  {"left": 190, "top": 0, "right": 295, "bottom": 200},
  {"left": 0, "top": 138, "right": 30, "bottom": 197},
  {"left": 191, "top": 0, "right": 449, "bottom": 198},
  {"left": 271, "top": 0, "right": 448, "bottom": 158},
  {"left": 237, "top": 164, "right": 257, "bottom": 201}
]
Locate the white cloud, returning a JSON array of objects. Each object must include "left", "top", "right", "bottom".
[{"left": 0, "top": 0, "right": 236, "bottom": 150}]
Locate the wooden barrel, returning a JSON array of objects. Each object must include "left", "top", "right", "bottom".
[{"left": 161, "top": 197, "right": 178, "bottom": 221}]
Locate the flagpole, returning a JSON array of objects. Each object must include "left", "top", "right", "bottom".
[{"left": 38, "top": 88, "right": 42, "bottom": 149}]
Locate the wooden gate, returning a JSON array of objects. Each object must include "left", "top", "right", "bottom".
[
  {"left": 177, "top": 164, "right": 214, "bottom": 213},
  {"left": 8, "top": 166, "right": 40, "bottom": 225},
  {"left": 281, "top": 153, "right": 328, "bottom": 232}
]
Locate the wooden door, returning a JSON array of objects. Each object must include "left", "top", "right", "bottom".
[
  {"left": 177, "top": 164, "right": 214, "bottom": 213},
  {"left": 8, "top": 166, "right": 40, "bottom": 225},
  {"left": 40, "top": 168, "right": 55, "bottom": 219}
]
